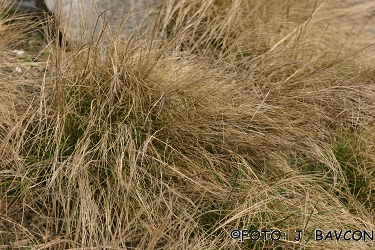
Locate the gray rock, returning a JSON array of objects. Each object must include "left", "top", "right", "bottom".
[
  {"left": 43, "top": 0, "right": 161, "bottom": 42},
  {"left": 5, "top": 0, "right": 38, "bottom": 13}
]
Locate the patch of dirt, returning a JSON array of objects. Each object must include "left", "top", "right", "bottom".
[{"left": 0, "top": 198, "right": 56, "bottom": 249}]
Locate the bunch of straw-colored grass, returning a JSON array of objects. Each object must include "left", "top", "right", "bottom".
[{"left": 1, "top": 0, "right": 375, "bottom": 249}]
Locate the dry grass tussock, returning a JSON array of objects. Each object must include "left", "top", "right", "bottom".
[{"left": 1, "top": 0, "right": 375, "bottom": 249}]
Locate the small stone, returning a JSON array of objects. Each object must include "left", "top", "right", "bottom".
[
  {"left": 11, "top": 50, "right": 25, "bottom": 56},
  {"left": 14, "top": 66, "right": 22, "bottom": 73}
]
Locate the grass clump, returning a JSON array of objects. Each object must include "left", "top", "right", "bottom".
[{"left": 1, "top": 0, "right": 375, "bottom": 249}]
